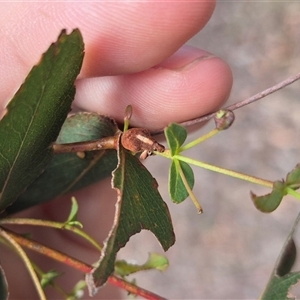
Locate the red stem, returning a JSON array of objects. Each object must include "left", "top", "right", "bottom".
[
  {"left": 4, "top": 227, "right": 91, "bottom": 273},
  {"left": 108, "top": 276, "right": 167, "bottom": 300},
  {"left": 2, "top": 227, "right": 166, "bottom": 300}
]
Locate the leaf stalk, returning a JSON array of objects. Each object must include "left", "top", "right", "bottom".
[
  {"left": 179, "top": 128, "right": 219, "bottom": 152},
  {"left": 0, "top": 227, "right": 46, "bottom": 300},
  {"left": 0, "top": 218, "right": 102, "bottom": 251},
  {"left": 174, "top": 155, "right": 273, "bottom": 188},
  {"left": 0, "top": 226, "right": 166, "bottom": 299},
  {"left": 286, "top": 188, "right": 300, "bottom": 201},
  {"left": 174, "top": 159, "right": 203, "bottom": 213}
]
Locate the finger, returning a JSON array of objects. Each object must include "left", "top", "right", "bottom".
[
  {"left": 0, "top": 2, "right": 215, "bottom": 105},
  {"left": 73, "top": 46, "right": 233, "bottom": 130}
]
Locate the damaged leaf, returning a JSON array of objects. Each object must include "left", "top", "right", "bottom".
[
  {"left": 251, "top": 181, "right": 286, "bottom": 213},
  {"left": 261, "top": 212, "right": 300, "bottom": 300},
  {"left": 86, "top": 137, "right": 175, "bottom": 294},
  {"left": 252, "top": 164, "right": 300, "bottom": 213}
]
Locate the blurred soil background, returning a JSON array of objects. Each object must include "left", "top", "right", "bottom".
[{"left": 119, "top": 2, "right": 300, "bottom": 299}]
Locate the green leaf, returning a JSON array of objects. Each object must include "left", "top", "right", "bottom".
[
  {"left": 0, "top": 265, "right": 8, "bottom": 300},
  {"left": 40, "top": 270, "right": 62, "bottom": 288},
  {"left": 169, "top": 159, "right": 195, "bottom": 203},
  {"left": 68, "top": 280, "right": 86, "bottom": 300},
  {"left": 115, "top": 253, "right": 169, "bottom": 277},
  {"left": 164, "top": 123, "right": 187, "bottom": 156},
  {"left": 286, "top": 164, "right": 300, "bottom": 190},
  {"left": 0, "top": 29, "right": 84, "bottom": 213},
  {"left": 142, "top": 252, "right": 169, "bottom": 271},
  {"left": 7, "top": 113, "right": 118, "bottom": 214},
  {"left": 261, "top": 272, "right": 300, "bottom": 300},
  {"left": 86, "top": 139, "right": 175, "bottom": 294},
  {"left": 64, "top": 197, "right": 82, "bottom": 228},
  {"left": 261, "top": 213, "right": 300, "bottom": 300},
  {"left": 251, "top": 181, "right": 286, "bottom": 212}
]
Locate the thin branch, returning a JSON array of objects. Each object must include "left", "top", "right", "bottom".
[
  {"left": 152, "top": 71, "right": 300, "bottom": 135},
  {"left": 3, "top": 227, "right": 92, "bottom": 273},
  {"left": 226, "top": 71, "right": 300, "bottom": 111},
  {"left": 2, "top": 227, "right": 166, "bottom": 300},
  {"left": 0, "top": 217, "right": 102, "bottom": 251},
  {"left": 0, "top": 227, "right": 46, "bottom": 300},
  {"left": 108, "top": 276, "right": 167, "bottom": 300},
  {"left": 52, "top": 135, "right": 119, "bottom": 154}
]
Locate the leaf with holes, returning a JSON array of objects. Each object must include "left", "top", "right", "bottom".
[
  {"left": 86, "top": 138, "right": 175, "bottom": 294},
  {"left": 260, "top": 212, "right": 300, "bottom": 300},
  {"left": 251, "top": 181, "right": 286, "bottom": 213}
]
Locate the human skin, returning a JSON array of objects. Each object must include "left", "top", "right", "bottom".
[{"left": 0, "top": 2, "right": 232, "bottom": 299}]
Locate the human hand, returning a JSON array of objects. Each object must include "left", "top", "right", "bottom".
[{"left": 0, "top": 2, "right": 232, "bottom": 299}]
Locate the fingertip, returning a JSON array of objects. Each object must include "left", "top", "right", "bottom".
[
  {"left": 73, "top": 47, "right": 233, "bottom": 130},
  {"left": 129, "top": 53, "right": 233, "bottom": 129}
]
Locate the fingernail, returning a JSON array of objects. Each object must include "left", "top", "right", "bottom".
[
  {"left": 154, "top": 54, "right": 216, "bottom": 72},
  {"left": 176, "top": 55, "right": 216, "bottom": 71}
]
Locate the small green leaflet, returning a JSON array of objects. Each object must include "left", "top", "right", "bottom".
[
  {"left": 286, "top": 163, "right": 300, "bottom": 190},
  {"left": 63, "top": 197, "right": 82, "bottom": 228},
  {"left": 165, "top": 123, "right": 195, "bottom": 203},
  {"left": 165, "top": 123, "right": 187, "bottom": 156},
  {"left": 169, "top": 160, "right": 195, "bottom": 203},
  {"left": 251, "top": 181, "right": 286, "bottom": 213},
  {"left": 86, "top": 137, "right": 175, "bottom": 295},
  {"left": 252, "top": 164, "right": 300, "bottom": 213},
  {"left": 115, "top": 253, "right": 169, "bottom": 277},
  {"left": 40, "top": 270, "right": 62, "bottom": 288}
]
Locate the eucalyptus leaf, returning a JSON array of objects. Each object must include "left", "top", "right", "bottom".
[
  {"left": 86, "top": 138, "right": 175, "bottom": 294},
  {"left": 0, "top": 29, "right": 84, "bottom": 213},
  {"left": 7, "top": 113, "right": 119, "bottom": 214}
]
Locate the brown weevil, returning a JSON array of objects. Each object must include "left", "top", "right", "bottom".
[{"left": 121, "top": 128, "right": 165, "bottom": 159}]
